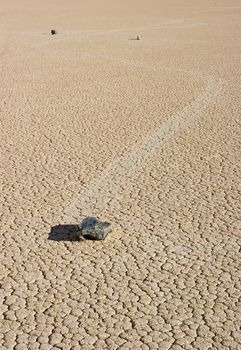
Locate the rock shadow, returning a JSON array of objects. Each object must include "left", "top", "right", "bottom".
[
  {"left": 48, "top": 224, "right": 102, "bottom": 241},
  {"left": 48, "top": 224, "right": 79, "bottom": 241}
]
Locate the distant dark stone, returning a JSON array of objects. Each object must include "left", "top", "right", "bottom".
[
  {"left": 51, "top": 30, "right": 57, "bottom": 35},
  {"left": 78, "top": 217, "right": 112, "bottom": 241}
]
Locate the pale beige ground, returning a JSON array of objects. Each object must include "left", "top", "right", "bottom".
[{"left": 1, "top": 0, "right": 241, "bottom": 349}]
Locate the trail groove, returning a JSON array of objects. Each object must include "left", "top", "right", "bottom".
[{"left": 62, "top": 59, "right": 222, "bottom": 222}]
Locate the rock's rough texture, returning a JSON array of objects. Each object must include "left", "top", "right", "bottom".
[{"left": 78, "top": 217, "right": 112, "bottom": 240}]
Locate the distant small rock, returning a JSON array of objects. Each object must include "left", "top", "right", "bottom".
[
  {"left": 78, "top": 217, "right": 112, "bottom": 241},
  {"left": 137, "top": 35, "right": 141, "bottom": 40},
  {"left": 51, "top": 29, "right": 57, "bottom": 35}
]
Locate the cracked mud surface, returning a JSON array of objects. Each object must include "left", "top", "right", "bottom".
[{"left": 1, "top": 0, "right": 241, "bottom": 349}]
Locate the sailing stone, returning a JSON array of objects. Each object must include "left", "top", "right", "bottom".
[{"left": 78, "top": 217, "right": 112, "bottom": 241}]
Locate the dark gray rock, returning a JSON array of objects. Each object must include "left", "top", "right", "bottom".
[
  {"left": 51, "top": 29, "right": 57, "bottom": 35},
  {"left": 78, "top": 217, "right": 112, "bottom": 241}
]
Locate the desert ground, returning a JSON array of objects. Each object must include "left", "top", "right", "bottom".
[{"left": 1, "top": 0, "right": 241, "bottom": 349}]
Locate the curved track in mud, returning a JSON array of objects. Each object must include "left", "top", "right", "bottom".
[{"left": 32, "top": 22, "right": 222, "bottom": 224}]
